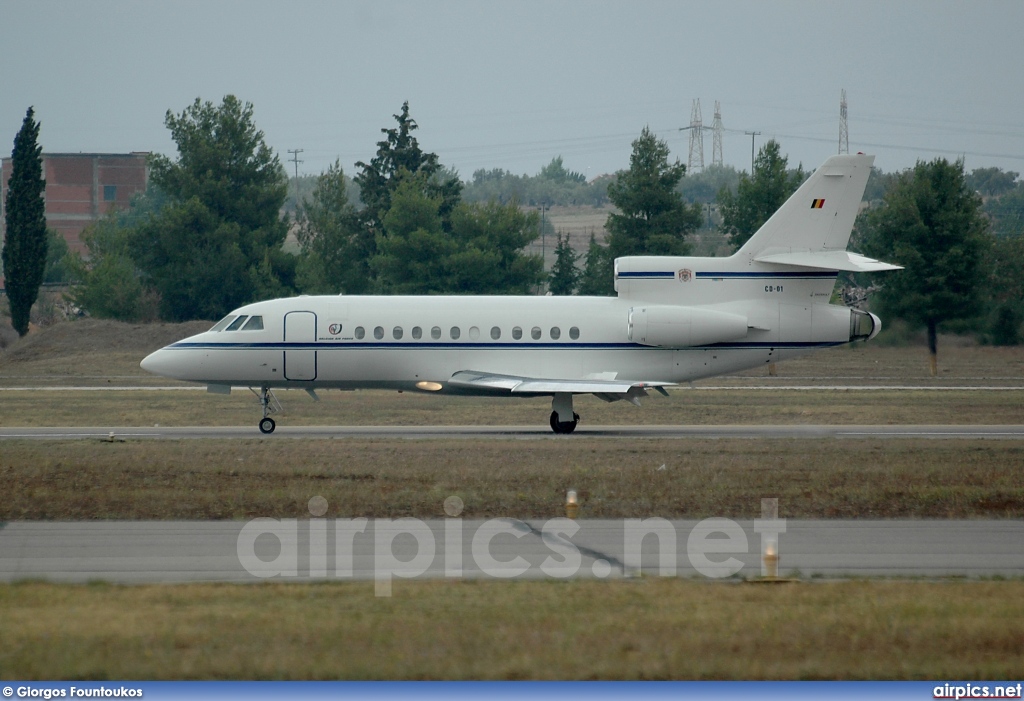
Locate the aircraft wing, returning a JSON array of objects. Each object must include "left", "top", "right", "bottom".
[{"left": 448, "top": 370, "right": 673, "bottom": 404}]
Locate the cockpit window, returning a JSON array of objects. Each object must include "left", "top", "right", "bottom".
[
  {"left": 225, "top": 316, "right": 249, "bottom": 331},
  {"left": 210, "top": 315, "right": 237, "bottom": 332},
  {"left": 241, "top": 315, "right": 264, "bottom": 331}
]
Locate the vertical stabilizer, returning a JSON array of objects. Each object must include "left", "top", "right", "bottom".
[{"left": 734, "top": 153, "right": 874, "bottom": 262}]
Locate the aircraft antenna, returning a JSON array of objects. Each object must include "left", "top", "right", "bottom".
[
  {"left": 687, "top": 99, "right": 704, "bottom": 173},
  {"left": 711, "top": 101, "right": 724, "bottom": 168},
  {"left": 839, "top": 89, "right": 849, "bottom": 154}
]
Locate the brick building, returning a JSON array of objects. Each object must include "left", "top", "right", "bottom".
[{"left": 1, "top": 152, "right": 149, "bottom": 256}]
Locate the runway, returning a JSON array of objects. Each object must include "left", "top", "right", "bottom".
[
  {"left": 2, "top": 424, "right": 1024, "bottom": 439},
  {"left": 2, "top": 519, "right": 1021, "bottom": 584}
]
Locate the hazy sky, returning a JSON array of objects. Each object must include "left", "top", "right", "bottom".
[{"left": 2, "top": 0, "right": 1023, "bottom": 181}]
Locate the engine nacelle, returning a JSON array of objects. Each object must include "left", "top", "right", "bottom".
[{"left": 628, "top": 305, "right": 749, "bottom": 347}]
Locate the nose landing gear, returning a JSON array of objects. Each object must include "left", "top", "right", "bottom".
[{"left": 251, "top": 386, "right": 281, "bottom": 434}]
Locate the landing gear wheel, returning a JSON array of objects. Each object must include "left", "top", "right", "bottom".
[
  {"left": 549, "top": 411, "right": 580, "bottom": 434},
  {"left": 259, "top": 417, "right": 276, "bottom": 434}
]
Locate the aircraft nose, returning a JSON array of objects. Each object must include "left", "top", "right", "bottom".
[{"left": 141, "top": 347, "right": 177, "bottom": 378}]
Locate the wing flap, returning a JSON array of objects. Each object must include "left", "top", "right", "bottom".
[{"left": 449, "top": 370, "right": 673, "bottom": 395}]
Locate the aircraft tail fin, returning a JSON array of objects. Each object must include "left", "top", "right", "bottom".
[{"left": 734, "top": 153, "right": 878, "bottom": 263}]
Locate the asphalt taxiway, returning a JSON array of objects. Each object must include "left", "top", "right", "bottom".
[{"left": 1, "top": 519, "right": 1021, "bottom": 584}]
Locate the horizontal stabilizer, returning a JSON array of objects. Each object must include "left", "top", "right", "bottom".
[
  {"left": 754, "top": 250, "right": 903, "bottom": 273},
  {"left": 449, "top": 370, "right": 673, "bottom": 395}
]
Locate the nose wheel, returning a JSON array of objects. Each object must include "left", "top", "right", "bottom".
[{"left": 251, "top": 386, "right": 281, "bottom": 434}]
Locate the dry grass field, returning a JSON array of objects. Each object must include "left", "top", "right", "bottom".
[
  {"left": 2, "top": 579, "right": 1022, "bottom": 680},
  {"left": 2, "top": 437, "right": 1023, "bottom": 520}
]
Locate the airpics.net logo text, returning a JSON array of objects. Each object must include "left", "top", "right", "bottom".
[{"left": 235, "top": 496, "right": 787, "bottom": 596}]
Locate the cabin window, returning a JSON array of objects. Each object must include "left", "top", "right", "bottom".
[
  {"left": 450, "top": 326, "right": 461, "bottom": 340},
  {"left": 393, "top": 326, "right": 403, "bottom": 340},
  {"left": 569, "top": 326, "right": 580, "bottom": 340},
  {"left": 469, "top": 326, "right": 480, "bottom": 340},
  {"left": 242, "top": 316, "right": 264, "bottom": 331},
  {"left": 226, "top": 315, "right": 248, "bottom": 331},
  {"left": 412, "top": 326, "right": 422, "bottom": 340},
  {"left": 550, "top": 327, "right": 561, "bottom": 340},
  {"left": 431, "top": 326, "right": 441, "bottom": 340},
  {"left": 490, "top": 326, "right": 501, "bottom": 340},
  {"left": 374, "top": 326, "right": 384, "bottom": 340},
  {"left": 512, "top": 326, "right": 523, "bottom": 340},
  {"left": 355, "top": 326, "right": 365, "bottom": 340},
  {"left": 210, "top": 315, "right": 237, "bottom": 332},
  {"left": 531, "top": 326, "right": 541, "bottom": 340}
]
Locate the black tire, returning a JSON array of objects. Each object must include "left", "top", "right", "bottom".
[
  {"left": 258, "top": 417, "right": 276, "bottom": 434},
  {"left": 549, "top": 411, "right": 580, "bottom": 434}
]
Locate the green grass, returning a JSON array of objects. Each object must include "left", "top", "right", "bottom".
[{"left": 2, "top": 579, "right": 1022, "bottom": 679}]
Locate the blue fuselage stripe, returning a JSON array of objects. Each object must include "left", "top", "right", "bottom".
[
  {"left": 168, "top": 341, "right": 842, "bottom": 351},
  {"left": 617, "top": 271, "right": 838, "bottom": 280}
]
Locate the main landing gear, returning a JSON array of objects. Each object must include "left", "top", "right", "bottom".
[
  {"left": 252, "top": 386, "right": 281, "bottom": 434},
  {"left": 549, "top": 393, "right": 580, "bottom": 434}
]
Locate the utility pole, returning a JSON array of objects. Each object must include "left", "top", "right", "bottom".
[
  {"left": 839, "top": 89, "right": 849, "bottom": 155},
  {"left": 287, "top": 148, "right": 304, "bottom": 207},
  {"left": 744, "top": 131, "right": 761, "bottom": 174}
]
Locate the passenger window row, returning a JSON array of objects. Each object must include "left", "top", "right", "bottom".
[{"left": 351, "top": 325, "right": 581, "bottom": 341}]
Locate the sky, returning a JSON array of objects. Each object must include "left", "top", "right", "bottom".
[{"left": 2, "top": 0, "right": 1023, "bottom": 181}]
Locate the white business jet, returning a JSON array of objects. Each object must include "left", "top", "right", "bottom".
[{"left": 141, "top": 153, "right": 899, "bottom": 434}]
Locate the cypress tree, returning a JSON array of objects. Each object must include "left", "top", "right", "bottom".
[{"left": 3, "top": 107, "right": 48, "bottom": 336}]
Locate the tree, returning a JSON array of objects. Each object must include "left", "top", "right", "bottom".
[
  {"left": 370, "top": 174, "right": 543, "bottom": 295},
  {"left": 446, "top": 200, "right": 544, "bottom": 294},
  {"left": 577, "top": 232, "right": 614, "bottom": 296},
  {"left": 985, "top": 183, "right": 1024, "bottom": 239},
  {"left": 605, "top": 127, "right": 701, "bottom": 259},
  {"left": 548, "top": 232, "right": 581, "bottom": 295},
  {"left": 133, "top": 197, "right": 253, "bottom": 321},
  {"left": 355, "top": 102, "right": 462, "bottom": 234},
  {"left": 717, "top": 139, "right": 805, "bottom": 250},
  {"left": 137, "top": 95, "right": 293, "bottom": 319},
  {"left": 295, "top": 161, "right": 371, "bottom": 294},
  {"left": 986, "top": 234, "right": 1024, "bottom": 345},
  {"left": 43, "top": 229, "right": 71, "bottom": 284},
  {"left": 966, "top": 167, "right": 1019, "bottom": 198},
  {"left": 370, "top": 175, "right": 455, "bottom": 294},
  {"left": 2, "top": 107, "right": 48, "bottom": 336},
  {"left": 861, "top": 158, "right": 992, "bottom": 374},
  {"left": 66, "top": 209, "right": 160, "bottom": 322}
]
